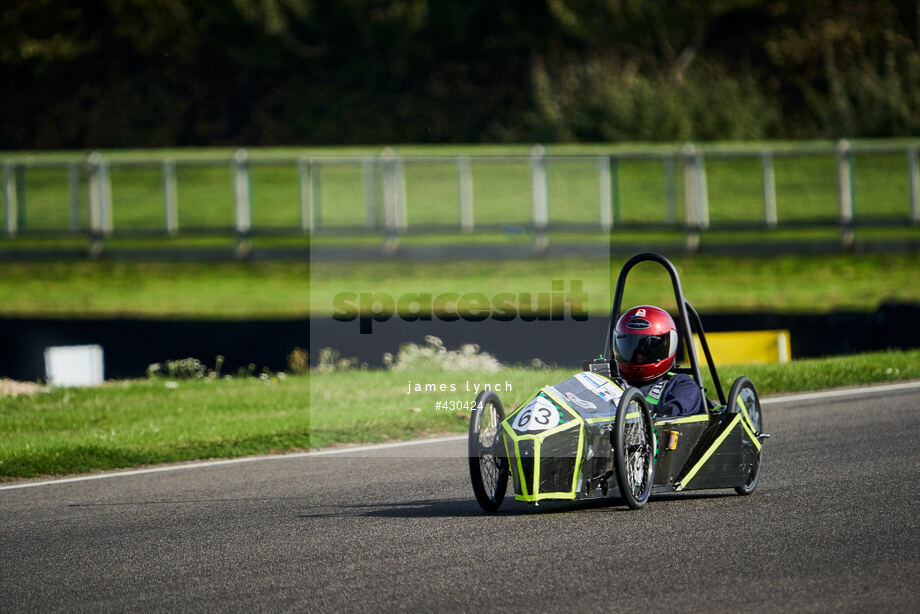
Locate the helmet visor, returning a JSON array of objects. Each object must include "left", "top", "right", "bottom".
[{"left": 614, "top": 333, "right": 672, "bottom": 365}]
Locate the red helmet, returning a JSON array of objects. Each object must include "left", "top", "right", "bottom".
[{"left": 614, "top": 305, "right": 679, "bottom": 383}]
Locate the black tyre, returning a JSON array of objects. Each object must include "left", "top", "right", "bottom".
[
  {"left": 728, "top": 376, "right": 764, "bottom": 495},
  {"left": 468, "top": 390, "right": 509, "bottom": 513},
  {"left": 613, "top": 388, "right": 655, "bottom": 510}
]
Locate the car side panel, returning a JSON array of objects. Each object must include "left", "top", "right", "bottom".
[
  {"left": 676, "top": 414, "right": 757, "bottom": 491},
  {"left": 652, "top": 420, "right": 709, "bottom": 487}
]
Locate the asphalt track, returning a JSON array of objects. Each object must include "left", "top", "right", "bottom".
[{"left": 2, "top": 382, "right": 919, "bottom": 612}]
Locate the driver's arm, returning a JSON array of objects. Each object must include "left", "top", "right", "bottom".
[{"left": 654, "top": 375, "right": 703, "bottom": 418}]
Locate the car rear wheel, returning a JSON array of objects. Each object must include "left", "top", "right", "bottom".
[
  {"left": 468, "top": 390, "right": 509, "bottom": 513},
  {"left": 729, "top": 376, "right": 764, "bottom": 495},
  {"left": 613, "top": 388, "right": 655, "bottom": 510}
]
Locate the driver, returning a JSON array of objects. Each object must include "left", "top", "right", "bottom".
[{"left": 613, "top": 305, "right": 702, "bottom": 418}]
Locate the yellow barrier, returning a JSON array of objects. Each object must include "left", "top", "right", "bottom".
[{"left": 689, "top": 330, "right": 791, "bottom": 365}]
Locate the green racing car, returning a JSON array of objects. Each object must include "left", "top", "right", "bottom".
[{"left": 468, "top": 252, "right": 768, "bottom": 513}]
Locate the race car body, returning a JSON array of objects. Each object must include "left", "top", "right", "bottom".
[
  {"left": 498, "top": 371, "right": 762, "bottom": 504},
  {"left": 468, "top": 252, "right": 767, "bottom": 513}
]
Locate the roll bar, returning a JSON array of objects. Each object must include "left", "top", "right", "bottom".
[{"left": 604, "top": 252, "right": 726, "bottom": 407}]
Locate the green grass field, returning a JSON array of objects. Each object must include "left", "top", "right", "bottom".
[
  {"left": 0, "top": 252, "right": 917, "bottom": 318},
  {"left": 309, "top": 252, "right": 920, "bottom": 318},
  {"left": 2, "top": 141, "right": 918, "bottom": 235},
  {"left": 2, "top": 349, "right": 919, "bottom": 479}
]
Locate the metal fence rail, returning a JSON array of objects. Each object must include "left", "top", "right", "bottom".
[{"left": 2, "top": 140, "right": 919, "bottom": 255}]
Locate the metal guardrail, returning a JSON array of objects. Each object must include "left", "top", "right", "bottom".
[{"left": 2, "top": 141, "right": 919, "bottom": 255}]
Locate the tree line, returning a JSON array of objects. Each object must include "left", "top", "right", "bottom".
[{"left": 2, "top": 0, "right": 918, "bottom": 149}]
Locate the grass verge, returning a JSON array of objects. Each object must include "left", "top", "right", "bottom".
[
  {"left": 0, "top": 252, "right": 918, "bottom": 317},
  {"left": 2, "top": 349, "right": 919, "bottom": 479}
]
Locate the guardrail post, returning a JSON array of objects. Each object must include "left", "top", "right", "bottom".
[
  {"left": 100, "top": 159, "right": 112, "bottom": 235},
  {"left": 610, "top": 156, "right": 621, "bottom": 225},
  {"left": 597, "top": 156, "right": 612, "bottom": 231},
  {"left": 382, "top": 149, "right": 397, "bottom": 230},
  {"left": 762, "top": 151, "right": 777, "bottom": 228},
  {"left": 397, "top": 157, "right": 408, "bottom": 230},
  {"left": 664, "top": 156, "right": 677, "bottom": 225},
  {"left": 682, "top": 143, "right": 700, "bottom": 252},
  {"left": 312, "top": 160, "right": 322, "bottom": 230},
  {"left": 68, "top": 163, "right": 80, "bottom": 232},
  {"left": 696, "top": 150, "right": 709, "bottom": 229},
  {"left": 233, "top": 148, "right": 252, "bottom": 258},
  {"left": 836, "top": 139, "right": 854, "bottom": 249},
  {"left": 14, "top": 165, "right": 26, "bottom": 231},
  {"left": 909, "top": 147, "right": 919, "bottom": 224},
  {"left": 3, "top": 163, "right": 17, "bottom": 236},
  {"left": 298, "top": 157, "right": 313, "bottom": 234},
  {"left": 88, "top": 153, "right": 101, "bottom": 233},
  {"left": 531, "top": 145, "right": 549, "bottom": 252},
  {"left": 163, "top": 160, "right": 178, "bottom": 236},
  {"left": 459, "top": 157, "right": 474, "bottom": 232},
  {"left": 363, "top": 158, "right": 377, "bottom": 229},
  {"left": 87, "top": 152, "right": 105, "bottom": 257},
  {"left": 381, "top": 148, "right": 399, "bottom": 253}
]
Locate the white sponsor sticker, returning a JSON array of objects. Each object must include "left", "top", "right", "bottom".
[
  {"left": 512, "top": 396, "right": 561, "bottom": 432},
  {"left": 575, "top": 372, "right": 624, "bottom": 406},
  {"left": 565, "top": 391, "right": 597, "bottom": 410}
]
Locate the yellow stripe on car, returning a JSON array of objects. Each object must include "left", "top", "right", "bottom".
[
  {"left": 736, "top": 395, "right": 758, "bottom": 435},
  {"left": 677, "top": 414, "right": 741, "bottom": 491}
]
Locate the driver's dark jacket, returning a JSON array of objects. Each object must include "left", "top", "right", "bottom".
[{"left": 637, "top": 373, "right": 701, "bottom": 418}]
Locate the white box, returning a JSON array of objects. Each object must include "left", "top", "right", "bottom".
[{"left": 44, "top": 345, "right": 105, "bottom": 387}]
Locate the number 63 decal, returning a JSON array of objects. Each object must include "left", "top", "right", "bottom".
[{"left": 512, "top": 396, "right": 560, "bottom": 432}]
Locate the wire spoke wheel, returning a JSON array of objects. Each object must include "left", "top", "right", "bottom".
[
  {"left": 468, "top": 390, "right": 509, "bottom": 513},
  {"left": 729, "top": 376, "right": 764, "bottom": 495},
  {"left": 613, "top": 388, "right": 655, "bottom": 510}
]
